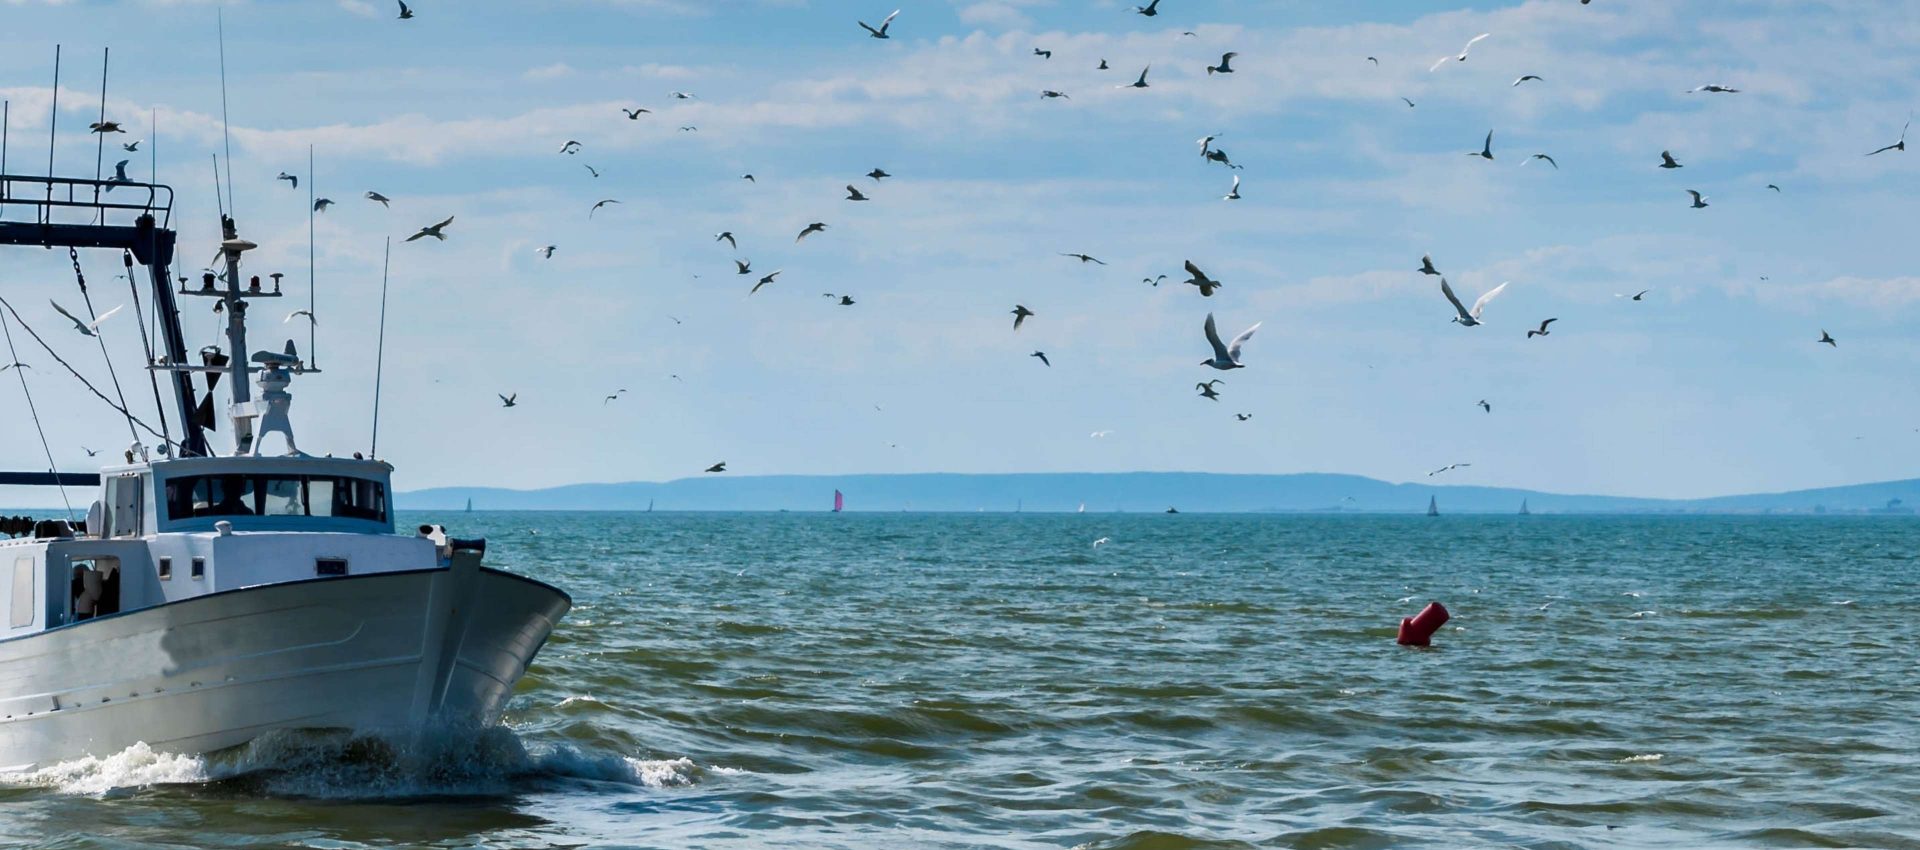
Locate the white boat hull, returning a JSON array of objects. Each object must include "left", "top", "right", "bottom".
[{"left": 0, "top": 553, "right": 568, "bottom": 771}]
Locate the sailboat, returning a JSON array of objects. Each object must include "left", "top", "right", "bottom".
[
  {"left": 646, "top": 498, "right": 654, "bottom": 513},
  {"left": 1077, "top": 502, "right": 1085, "bottom": 514},
  {"left": 1519, "top": 499, "right": 1531, "bottom": 516},
  {"left": 833, "top": 490, "right": 844, "bottom": 513},
  {"left": 1427, "top": 496, "right": 1440, "bottom": 517},
  {"left": 464, "top": 497, "right": 473, "bottom": 513}
]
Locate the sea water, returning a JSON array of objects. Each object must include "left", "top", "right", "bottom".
[{"left": 1, "top": 513, "right": 1915, "bottom": 849}]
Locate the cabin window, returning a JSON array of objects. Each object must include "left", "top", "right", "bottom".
[
  {"left": 158, "top": 557, "right": 172, "bottom": 580},
  {"left": 165, "top": 475, "right": 386, "bottom": 523},
  {"left": 190, "top": 557, "right": 205, "bottom": 580},
  {"left": 107, "top": 475, "right": 144, "bottom": 538},
  {"left": 316, "top": 558, "right": 348, "bottom": 577},
  {"left": 10, "top": 558, "right": 34, "bottom": 628}
]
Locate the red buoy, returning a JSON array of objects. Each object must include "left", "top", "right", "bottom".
[{"left": 1397, "top": 601, "right": 1450, "bottom": 647}]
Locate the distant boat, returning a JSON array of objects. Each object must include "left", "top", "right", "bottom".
[
  {"left": 1016, "top": 499, "right": 1023, "bottom": 514},
  {"left": 1165, "top": 506, "right": 1179, "bottom": 514},
  {"left": 1519, "top": 499, "right": 1531, "bottom": 516},
  {"left": 1427, "top": 496, "right": 1440, "bottom": 517},
  {"left": 464, "top": 498, "right": 472, "bottom": 513},
  {"left": 1077, "top": 502, "right": 1086, "bottom": 514},
  {"left": 646, "top": 499, "right": 653, "bottom": 513},
  {"left": 833, "top": 490, "right": 844, "bottom": 513}
]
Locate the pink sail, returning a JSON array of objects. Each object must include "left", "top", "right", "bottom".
[{"left": 833, "top": 490, "right": 844, "bottom": 513}]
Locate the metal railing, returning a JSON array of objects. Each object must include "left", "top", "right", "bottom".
[{"left": 0, "top": 174, "right": 172, "bottom": 231}]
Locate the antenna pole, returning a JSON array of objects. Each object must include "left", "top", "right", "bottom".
[
  {"left": 370, "top": 237, "right": 392, "bottom": 458},
  {"left": 46, "top": 46, "right": 59, "bottom": 205},
  {"left": 307, "top": 144, "right": 317, "bottom": 368},
  {"left": 3, "top": 99, "right": 10, "bottom": 207},
  {"left": 217, "top": 10, "right": 236, "bottom": 218},
  {"left": 91, "top": 47, "right": 108, "bottom": 203}
]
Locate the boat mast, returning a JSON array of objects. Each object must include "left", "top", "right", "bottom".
[{"left": 218, "top": 215, "right": 256, "bottom": 454}]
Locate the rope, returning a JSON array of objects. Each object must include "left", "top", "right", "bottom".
[
  {"left": 69, "top": 248, "right": 140, "bottom": 445},
  {"left": 0, "top": 296, "right": 175, "bottom": 449},
  {"left": 0, "top": 306, "right": 74, "bottom": 520},
  {"left": 123, "top": 250, "right": 173, "bottom": 452}
]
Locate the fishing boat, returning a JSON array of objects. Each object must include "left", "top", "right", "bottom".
[
  {"left": 833, "top": 489, "right": 844, "bottom": 513},
  {"left": 1427, "top": 496, "right": 1440, "bottom": 517},
  {"left": 0, "top": 165, "right": 569, "bottom": 770}
]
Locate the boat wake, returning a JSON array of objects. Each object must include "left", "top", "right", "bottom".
[{"left": 4, "top": 726, "right": 730, "bottom": 799}]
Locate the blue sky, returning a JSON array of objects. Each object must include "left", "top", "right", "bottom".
[{"left": 0, "top": 0, "right": 1916, "bottom": 500}]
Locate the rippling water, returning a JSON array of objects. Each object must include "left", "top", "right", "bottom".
[{"left": 2, "top": 513, "right": 1917, "bottom": 849}]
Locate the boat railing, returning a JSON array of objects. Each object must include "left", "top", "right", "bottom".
[{"left": 0, "top": 173, "right": 173, "bottom": 234}]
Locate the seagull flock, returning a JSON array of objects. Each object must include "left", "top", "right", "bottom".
[{"left": 38, "top": 1, "right": 1904, "bottom": 480}]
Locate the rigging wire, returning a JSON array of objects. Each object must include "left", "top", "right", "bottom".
[
  {"left": 91, "top": 47, "right": 107, "bottom": 206},
  {"left": 307, "top": 145, "right": 317, "bottom": 368},
  {"left": 68, "top": 249, "right": 140, "bottom": 445},
  {"left": 0, "top": 307, "right": 75, "bottom": 521},
  {"left": 123, "top": 250, "right": 173, "bottom": 452},
  {"left": 46, "top": 46, "right": 59, "bottom": 207},
  {"left": 0, "top": 296, "right": 174, "bottom": 449},
  {"left": 370, "top": 237, "right": 391, "bottom": 458},
  {"left": 217, "top": 10, "right": 236, "bottom": 219}
]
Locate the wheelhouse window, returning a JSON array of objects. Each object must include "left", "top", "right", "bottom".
[{"left": 165, "top": 475, "right": 387, "bottom": 523}]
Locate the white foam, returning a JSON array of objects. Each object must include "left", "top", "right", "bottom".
[
  {"left": 1618, "top": 753, "right": 1663, "bottom": 763},
  {"left": 7, "top": 742, "right": 211, "bottom": 797}
]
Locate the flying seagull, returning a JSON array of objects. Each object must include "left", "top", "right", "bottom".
[
  {"left": 1430, "top": 33, "right": 1490, "bottom": 71},
  {"left": 1440, "top": 277, "right": 1508, "bottom": 326},
  {"left": 397, "top": 0, "right": 412, "bottom": 19},
  {"left": 706, "top": 462, "right": 727, "bottom": 473},
  {"left": 1143, "top": 275, "right": 1167, "bottom": 287},
  {"left": 1687, "top": 84, "right": 1740, "bottom": 93},
  {"left": 1472, "top": 129, "right": 1494, "bottom": 160},
  {"left": 405, "top": 216, "right": 455, "bottom": 242},
  {"left": 1513, "top": 75, "right": 1543, "bottom": 86},
  {"left": 499, "top": 393, "right": 517, "bottom": 408},
  {"left": 1419, "top": 254, "right": 1441, "bottom": 276},
  {"left": 276, "top": 172, "right": 298, "bottom": 189},
  {"left": 1477, "top": 400, "right": 1492, "bottom": 413},
  {"left": 1185, "top": 260, "right": 1223, "bottom": 297},
  {"left": 1098, "top": 59, "right": 1109, "bottom": 70},
  {"left": 1368, "top": 57, "right": 1379, "bottom": 65},
  {"left": 590, "top": 199, "right": 621, "bottom": 218},
  {"left": 735, "top": 259, "right": 752, "bottom": 275},
  {"left": 1196, "top": 380, "right": 1223, "bottom": 401},
  {"left": 1223, "top": 174, "right": 1241, "bottom": 200},
  {"left": 1121, "top": 66, "right": 1151, "bottom": 89},
  {"left": 1400, "top": 97, "right": 1417, "bottom": 108},
  {"left": 89, "top": 121, "right": 125, "bottom": 134},
  {"left": 104, "top": 160, "right": 133, "bottom": 191},
  {"left": 1767, "top": 184, "right": 1782, "bottom": 192},
  {"left": 1012, "top": 305, "right": 1034, "bottom": 330},
  {"left": 1527, "top": 318, "right": 1558, "bottom": 338},
  {"left": 1060, "top": 253, "right": 1106, "bottom": 265},
  {"left": 867, "top": 168, "right": 891, "bottom": 180},
  {"left": 122, "top": 141, "right": 140, "bottom": 152},
  {"left": 1041, "top": 90, "right": 1071, "bottom": 99},
  {"left": 671, "top": 91, "right": 696, "bottom": 99},
  {"left": 1201, "top": 312, "right": 1259, "bottom": 370},
  {"left": 751, "top": 270, "right": 782, "bottom": 294},
  {"left": 1428, "top": 463, "right": 1471, "bottom": 476},
  {"left": 797, "top": 222, "right": 829, "bottom": 242},
  {"left": 1867, "top": 119, "right": 1909, "bottom": 156},
  {"left": 604, "top": 389, "right": 627, "bottom": 405},
  {"left": 0, "top": 362, "right": 28, "bottom": 373},
  {"left": 716, "top": 231, "right": 737, "bottom": 249},
  {"left": 1819, "top": 330, "right": 1836, "bottom": 347},
  {"left": 1527, "top": 153, "right": 1558, "bottom": 169},
  {"left": 845, "top": 185, "right": 870, "bottom": 201},
  {"left": 1616, "top": 289, "right": 1650, "bottom": 301},
  {"left": 313, "top": 198, "right": 334, "bottom": 212},
  {"left": 1207, "top": 53, "right": 1238, "bottom": 75},
  {"left": 1659, "top": 150, "right": 1683, "bottom": 169},
  {"left": 836, "top": 295, "right": 855, "bottom": 306},
  {"left": 50, "top": 300, "right": 123, "bottom": 337},
  {"left": 559, "top": 140, "right": 582, "bottom": 155},
  {"left": 1034, "top": 48, "right": 1052, "bottom": 59},
  {"left": 285, "top": 310, "right": 317, "bottom": 325},
  {"left": 1686, "top": 190, "right": 1708, "bottom": 209},
  {"left": 1031, "top": 351, "right": 1051, "bottom": 367},
  {"left": 1235, "top": 413, "right": 1252, "bottom": 421},
  {"left": 622, "top": 108, "right": 651, "bottom": 119},
  {"left": 1135, "top": 0, "right": 1160, "bottom": 15},
  {"left": 538, "top": 245, "right": 557, "bottom": 259},
  {"left": 583, "top": 164, "right": 601, "bottom": 178},
  {"left": 858, "top": 8, "right": 900, "bottom": 38},
  {"left": 366, "top": 191, "right": 391, "bottom": 207}
]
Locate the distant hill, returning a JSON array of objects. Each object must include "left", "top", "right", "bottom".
[{"left": 397, "top": 472, "right": 1920, "bottom": 515}]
